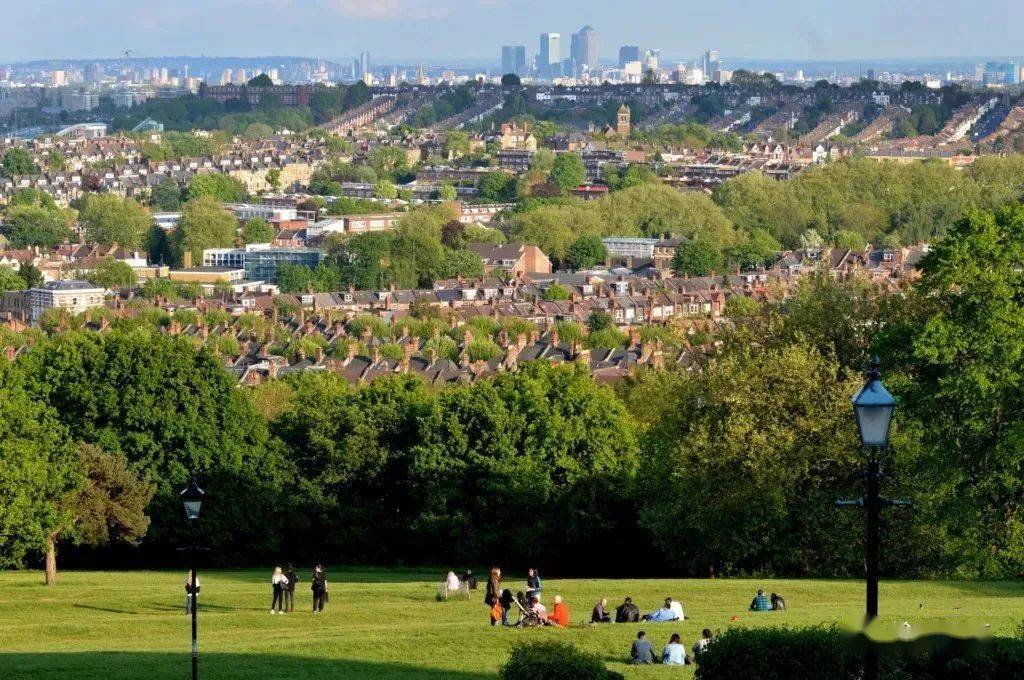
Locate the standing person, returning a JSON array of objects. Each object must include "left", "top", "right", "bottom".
[
  {"left": 662, "top": 633, "right": 688, "bottom": 665},
  {"left": 499, "top": 589, "right": 515, "bottom": 626},
  {"left": 184, "top": 572, "right": 200, "bottom": 615},
  {"left": 284, "top": 563, "right": 298, "bottom": 613},
  {"left": 525, "top": 568, "right": 542, "bottom": 600},
  {"left": 485, "top": 567, "right": 502, "bottom": 607},
  {"left": 630, "top": 631, "right": 656, "bottom": 664},
  {"left": 270, "top": 566, "right": 288, "bottom": 614},
  {"left": 311, "top": 564, "right": 327, "bottom": 613}
]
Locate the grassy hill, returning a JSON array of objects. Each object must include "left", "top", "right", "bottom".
[{"left": 3, "top": 570, "right": 1022, "bottom": 679}]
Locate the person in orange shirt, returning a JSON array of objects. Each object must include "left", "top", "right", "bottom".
[{"left": 548, "top": 594, "right": 570, "bottom": 627}]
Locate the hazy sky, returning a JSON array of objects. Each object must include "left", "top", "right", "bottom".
[{"left": 2, "top": 0, "right": 1021, "bottom": 63}]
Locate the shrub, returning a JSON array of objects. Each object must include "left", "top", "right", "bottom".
[
  {"left": 500, "top": 641, "right": 625, "bottom": 680},
  {"left": 694, "top": 625, "right": 1024, "bottom": 680}
]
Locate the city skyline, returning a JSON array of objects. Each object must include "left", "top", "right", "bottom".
[{"left": 1, "top": 0, "right": 1023, "bottom": 63}]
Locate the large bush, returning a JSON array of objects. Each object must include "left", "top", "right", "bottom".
[
  {"left": 500, "top": 641, "right": 625, "bottom": 680},
  {"left": 694, "top": 625, "right": 1024, "bottom": 680}
]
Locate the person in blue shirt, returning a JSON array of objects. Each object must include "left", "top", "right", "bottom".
[
  {"left": 662, "top": 633, "right": 688, "bottom": 665},
  {"left": 642, "top": 598, "right": 680, "bottom": 622},
  {"left": 525, "top": 568, "right": 542, "bottom": 600},
  {"left": 749, "top": 589, "right": 771, "bottom": 612},
  {"left": 630, "top": 631, "right": 656, "bottom": 664}
]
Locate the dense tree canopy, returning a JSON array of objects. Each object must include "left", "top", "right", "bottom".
[{"left": 79, "top": 195, "right": 151, "bottom": 249}]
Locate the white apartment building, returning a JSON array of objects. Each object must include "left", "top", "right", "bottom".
[{"left": 30, "top": 280, "right": 105, "bottom": 323}]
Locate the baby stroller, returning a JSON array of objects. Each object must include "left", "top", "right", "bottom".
[{"left": 511, "top": 591, "right": 543, "bottom": 627}]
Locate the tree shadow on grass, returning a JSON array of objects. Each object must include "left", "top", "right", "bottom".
[{"left": 5, "top": 652, "right": 496, "bottom": 680}]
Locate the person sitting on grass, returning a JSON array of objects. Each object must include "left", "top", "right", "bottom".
[
  {"left": 668, "top": 597, "right": 685, "bottom": 621},
  {"left": 749, "top": 589, "right": 771, "bottom": 612},
  {"left": 463, "top": 570, "right": 477, "bottom": 590},
  {"left": 616, "top": 596, "right": 640, "bottom": 623},
  {"left": 771, "top": 592, "right": 787, "bottom": 611},
  {"left": 530, "top": 595, "right": 548, "bottom": 623},
  {"left": 662, "top": 633, "right": 688, "bottom": 665},
  {"left": 630, "top": 631, "right": 656, "bottom": 664},
  {"left": 693, "top": 629, "right": 713, "bottom": 659},
  {"left": 642, "top": 598, "right": 680, "bottom": 622},
  {"left": 548, "top": 595, "right": 569, "bottom": 627},
  {"left": 591, "top": 597, "right": 611, "bottom": 623}
]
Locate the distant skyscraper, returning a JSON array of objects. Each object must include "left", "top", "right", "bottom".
[
  {"left": 356, "top": 51, "right": 371, "bottom": 80},
  {"left": 85, "top": 63, "right": 103, "bottom": 83},
  {"left": 502, "top": 45, "right": 527, "bottom": 76},
  {"left": 618, "top": 45, "right": 642, "bottom": 68},
  {"left": 702, "top": 50, "right": 719, "bottom": 79},
  {"left": 571, "top": 26, "right": 598, "bottom": 76},
  {"left": 539, "top": 33, "right": 560, "bottom": 78}
]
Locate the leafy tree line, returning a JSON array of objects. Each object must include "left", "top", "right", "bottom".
[{"left": 4, "top": 205, "right": 1024, "bottom": 579}]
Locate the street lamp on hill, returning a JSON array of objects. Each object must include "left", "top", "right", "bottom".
[{"left": 180, "top": 476, "right": 204, "bottom": 680}]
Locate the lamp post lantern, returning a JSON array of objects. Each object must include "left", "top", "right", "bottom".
[{"left": 180, "top": 476, "right": 204, "bottom": 680}]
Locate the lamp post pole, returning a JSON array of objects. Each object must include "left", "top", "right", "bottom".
[
  {"left": 180, "top": 477, "right": 205, "bottom": 680},
  {"left": 847, "top": 357, "right": 897, "bottom": 680}
]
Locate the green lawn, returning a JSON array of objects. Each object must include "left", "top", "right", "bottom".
[{"left": 2, "top": 570, "right": 1021, "bottom": 679}]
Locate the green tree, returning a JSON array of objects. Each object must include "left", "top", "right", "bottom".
[
  {"left": 587, "top": 309, "right": 614, "bottom": 333},
  {"left": 2, "top": 148, "right": 37, "bottom": 176},
  {"left": 368, "top": 147, "right": 409, "bottom": 181},
  {"left": 637, "top": 343, "right": 862, "bottom": 574},
  {"left": 247, "top": 73, "right": 274, "bottom": 87},
  {"left": 875, "top": 205, "right": 1024, "bottom": 576},
  {"left": 437, "top": 184, "right": 458, "bottom": 202},
  {"left": 173, "top": 196, "right": 238, "bottom": 266},
  {"left": 672, "top": 238, "right": 724, "bottom": 276},
  {"left": 500, "top": 73, "right": 521, "bottom": 86},
  {"left": 150, "top": 178, "right": 182, "bottom": 211},
  {"left": 241, "top": 217, "right": 275, "bottom": 244},
  {"left": 723, "top": 294, "right": 762, "bottom": 318},
  {"left": 477, "top": 172, "right": 516, "bottom": 202},
  {"left": 725, "top": 228, "right": 780, "bottom": 269},
  {"left": 0, "top": 265, "right": 27, "bottom": 291},
  {"left": 17, "top": 261, "right": 44, "bottom": 289},
  {"left": 276, "top": 262, "right": 316, "bottom": 293},
  {"left": 0, "top": 361, "right": 79, "bottom": 574},
  {"left": 86, "top": 259, "right": 137, "bottom": 289},
  {"left": 549, "top": 153, "right": 587, "bottom": 194},
  {"left": 566, "top": 234, "right": 607, "bottom": 269},
  {"left": 3, "top": 205, "right": 74, "bottom": 248},
  {"left": 442, "top": 131, "right": 470, "bottom": 158},
  {"left": 265, "top": 168, "right": 282, "bottom": 192},
  {"left": 831, "top": 229, "right": 866, "bottom": 251},
  {"left": 373, "top": 180, "right": 398, "bottom": 200},
  {"left": 45, "top": 444, "right": 154, "bottom": 585},
  {"left": 187, "top": 173, "right": 247, "bottom": 202},
  {"left": 79, "top": 195, "right": 151, "bottom": 248},
  {"left": 544, "top": 283, "right": 571, "bottom": 300}
]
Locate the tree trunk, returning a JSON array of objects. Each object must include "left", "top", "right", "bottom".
[{"left": 44, "top": 533, "right": 58, "bottom": 586}]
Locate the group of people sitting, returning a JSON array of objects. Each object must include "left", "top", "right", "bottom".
[
  {"left": 483, "top": 567, "right": 571, "bottom": 627},
  {"left": 749, "top": 589, "right": 787, "bottom": 612},
  {"left": 592, "top": 596, "right": 685, "bottom": 624},
  {"left": 630, "top": 629, "right": 714, "bottom": 666}
]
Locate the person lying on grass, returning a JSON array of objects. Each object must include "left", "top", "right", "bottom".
[{"left": 642, "top": 597, "right": 680, "bottom": 622}]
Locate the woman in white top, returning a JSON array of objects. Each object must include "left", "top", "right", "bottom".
[
  {"left": 271, "top": 566, "right": 289, "bottom": 614},
  {"left": 445, "top": 571, "right": 461, "bottom": 596}
]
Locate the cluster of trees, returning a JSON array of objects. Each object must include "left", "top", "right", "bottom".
[
  {"left": 274, "top": 203, "right": 495, "bottom": 293},
  {"left": 4, "top": 206, "right": 1024, "bottom": 579}
]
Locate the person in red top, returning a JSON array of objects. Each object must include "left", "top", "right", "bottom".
[{"left": 548, "top": 594, "right": 570, "bottom": 627}]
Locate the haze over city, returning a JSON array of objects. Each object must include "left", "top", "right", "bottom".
[{"left": 2, "top": 0, "right": 1023, "bottom": 62}]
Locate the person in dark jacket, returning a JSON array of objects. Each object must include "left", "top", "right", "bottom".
[
  {"left": 462, "top": 570, "right": 478, "bottom": 590},
  {"left": 284, "top": 564, "right": 298, "bottom": 613},
  {"left": 631, "top": 631, "right": 656, "bottom": 664},
  {"left": 591, "top": 597, "right": 611, "bottom": 623},
  {"left": 616, "top": 596, "right": 640, "bottom": 623},
  {"left": 525, "top": 568, "right": 542, "bottom": 600},
  {"left": 484, "top": 567, "right": 502, "bottom": 606},
  {"left": 499, "top": 588, "right": 515, "bottom": 626},
  {"left": 311, "top": 564, "right": 327, "bottom": 613}
]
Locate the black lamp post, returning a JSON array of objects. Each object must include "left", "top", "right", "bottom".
[
  {"left": 850, "top": 357, "right": 896, "bottom": 623},
  {"left": 180, "top": 476, "right": 204, "bottom": 680},
  {"left": 846, "top": 357, "right": 896, "bottom": 680}
]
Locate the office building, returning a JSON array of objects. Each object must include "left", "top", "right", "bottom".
[
  {"left": 570, "top": 26, "right": 598, "bottom": 76},
  {"left": 502, "top": 45, "right": 527, "bottom": 76},
  {"left": 618, "top": 45, "right": 642, "bottom": 68},
  {"left": 60, "top": 90, "right": 99, "bottom": 112},
  {"left": 356, "top": 51, "right": 371, "bottom": 80},
  {"left": 539, "top": 33, "right": 560, "bottom": 78},
  {"left": 50, "top": 70, "right": 67, "bottom": 87},
  {"left": 644, "top": 48, "right": 660, "bottom": 71},
  {"left": 30, "top": 280, "right": 105, "bottom": 323},
  {"left": 702, "top": 49, "right": 719, "bottom": 79}
]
